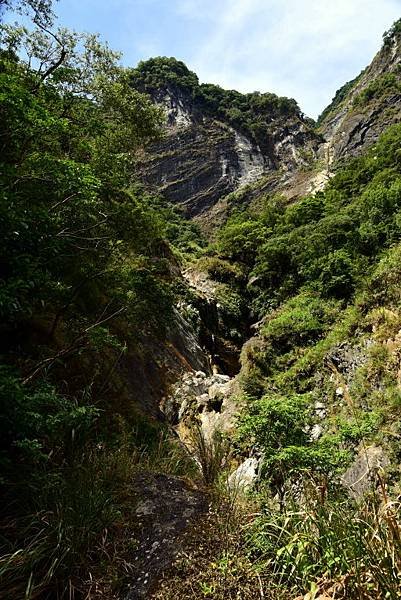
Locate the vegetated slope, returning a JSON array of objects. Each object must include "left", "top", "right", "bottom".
[
  {"left": 0, "top": 23, "right": 215, "bottom": 599},
  {"left": 2, "top": 6, "right": 401, "bottom": 599}
]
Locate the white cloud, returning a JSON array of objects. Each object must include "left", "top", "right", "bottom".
[
  {"left": 184, "top": 0, "right": 401, "bottom": 117},
  {"left": 48, "top": 0, "right": 401, "bottom": 118}
]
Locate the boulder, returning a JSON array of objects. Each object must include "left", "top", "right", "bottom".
[
  {"left": 228, "top": 457, "right": 260, "bottom": 492},
  {"left": 341, "top": 446, "right": 390, "bottom": 499}
]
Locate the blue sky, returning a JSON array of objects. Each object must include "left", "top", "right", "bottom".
[{"left": 8, "top": 0, "right": 401, "bottom": 117}]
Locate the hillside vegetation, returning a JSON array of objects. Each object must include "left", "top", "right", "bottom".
[
  {"left": 0, "top": 10, "right": 202, "bottom": 598},
  {"left": 1, "top": 3, "right": 401, "bottom": 599},
  {"left": 131, "top": 56, "right": 304, "bottom": 150}
]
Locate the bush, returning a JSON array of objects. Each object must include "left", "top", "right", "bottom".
[
  {"left": 353, "top": 73, "right": 401, "bottom": 107},
  {"left": 262, "top": 292, "right": 339, "bottom": 348}
]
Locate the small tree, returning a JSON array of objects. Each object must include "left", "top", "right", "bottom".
[{"left": 238, "top": 393, "right": 349, "bottom": 508}]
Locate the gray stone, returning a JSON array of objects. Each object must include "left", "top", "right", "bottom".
[
  {"left": 212, "top": 373, "right": 231, "bottom": 383},
  {"left": 310, "top": 424, "right": 323, "bottom": 441},
  {"left": 125, "top": 473, "right": 206, "bottom": 599},
  {"left": 314, "top": 402, "right": 327, "bottom": 419},
  {"left": 341, "top": 446, "right": 390, "bottom": 500},
  {"left": 228, "top": 457, "right": 260, "bottom": 491}
]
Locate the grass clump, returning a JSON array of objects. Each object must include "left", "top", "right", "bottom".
[
  {"left": 186, "top": 423, "right": 230, "bottom": 488},
  {"left": 248, "top": 481, "right": 401, "bottom": 600}
]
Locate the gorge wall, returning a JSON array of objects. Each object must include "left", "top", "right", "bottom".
[{"left": 132, "top": 28, "right": 401, "bottom": 235}]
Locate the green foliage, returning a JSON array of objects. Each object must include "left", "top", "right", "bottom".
[
  {"left": 237, "top": 394, "right": 349, "bottom": 497},
  {"left": 0, "top": 18, "right": 192, "bottom": 599},
  {"left": 312, "top": 249, "right": 356, "bottom": 298},
  {"left": 142, "top": 192, "right": 207, "bottom": 256},
  {"left": 248, "top": 490, "right": 401, "bottom": 599},
  {"left": 0, "top": 25, "right": 175, "bottom": 334},
  {"left": 130, "top": 57, "right": 301, "bottom": 148},
  {"left": 317, "top": 70, "right": 364, "bottom": 125},
  {"left": 284, "top": 194, "right": 324, "bottom": 226},
  {"left": 262, "top": 292, "right": 340, "bottom": 348},
  {"left": 130, "top": 56, "right": 199, "bottom": 94},
  {"left": 196, "top": 256, "right": 244, "bottom": 283},
  {"left": 273, "top": 305, "right": 360, "bottom": 391},
  {"left": 0, "top": 366, "right": 98, "bottom": 470},
  {"left": 217, "top": 212, "right": 270, "bottom": 265},
  {"left": 383, "top": 17, "right": 401, "bottom": 46},
  {"left": 336, "top": 411, "right": 382, "bottom": 445},
  {"left": 0, "top": 0, "right": 55, "bottom": 27},
  {"left": 353, "top": 73, "right": 401, "bottom": 107},
  {"left": 213, "top": 124, "right": 401, "bottom": 319},
  {"left": 238, "top": 393, "right": 311, "bottom": 454},
  {"left": 197, "top": 84, "right": 300, "bottom": 148},
  {"left": 368, "top": 243, "right": 401, "bottom": 307}
]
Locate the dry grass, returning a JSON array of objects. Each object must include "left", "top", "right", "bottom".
[
  {"left": 150, "top": 487, "right": 288, "bottom": 600},
  {"left": 186, "top": 423, "right": 230, "bottom": 487}
]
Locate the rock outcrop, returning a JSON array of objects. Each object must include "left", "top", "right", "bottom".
[
  {"left": 137, "top": 101, "right": 318, "bottom": 221},
  {"left": 318, "top": 25, "right": 401, "bottom": 164},
  {"left": 132, "top": 29, "right": 401, "bottom": 230},
  {"left": 162, "top": 370, "right": 239, "bottom": 442},
  {"left": 131, "top": 64, "right": 321, "bottom": 225},
  {"left": 341, "top": 446, "right": 390, "bottom": 499},
  {"left": 125, "top": 473, "right": 206, "bottom": 599}
]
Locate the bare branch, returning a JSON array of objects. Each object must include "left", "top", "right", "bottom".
[
  {"left": 31, "top": 22, "right": 66, "bottom": 88},
  {"left": 23, "top": 306, "right": 126, "bottom": 385},
  {"left": 50, "top": 193, "right": 78, "bottom": 211}
]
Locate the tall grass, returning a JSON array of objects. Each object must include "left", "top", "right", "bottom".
[
  {"left": 247, "top": 479, "right": 401, "bottom": 599},
  {"left": 186, "top": 423, "right": 230, "bottom": 487},
  {"left": 0, "top": 431, "right": 196, "bottom": 599},
  {"left": 1, "top": 453, "right": 121, "bottom": 599}
]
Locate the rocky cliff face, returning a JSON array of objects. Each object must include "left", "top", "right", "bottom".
[
  {"left": 133, "top": 29, "right": 401, "bottom": 228},
  {"left": 134, "top": 79, "right": 320, "bottom": 221},
  {"left": 137, "top": 105, "right": 262, "bottom": 218},
  {"left": 318, "top": 24, "right": 401, "bottom": 165}
]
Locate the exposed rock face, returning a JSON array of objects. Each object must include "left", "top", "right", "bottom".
[
  {"left": 182, "top": 266, "right": 245, "bottom": 375},
  {"left": 161, "top": 370, "right": 239, "bottom": 441},
  {"left": 136, "top": 85, "right": 320, "bottom": 221},
  {"left": 134, "top": 30, "right": 401, "bottom": 229},
  {"left": 138, "top": 116, "right": 247, "bottom": 217},
  {"left": 341, "top": 446, "right": 390, "bottom": 500},
  {"left": 325, "top": 340, "right": 372, "bottom": 384},
  {"left": 228, "top": 457, "right": 260, "bottom": 492},
  {"left": 125, "top": 473, "right": 206, "bottom": 599},
  {"left": 318, "top": 29, "right": 401, "bottom": 164},
  {"left": 122, "top": 304, "right": 212, "bottom": 421},
  {"left": 154, "top": 87, "right": 196, "bottom": 128},
  {"left": 234, "top": 130, "right": 266, "bottom": 187}
]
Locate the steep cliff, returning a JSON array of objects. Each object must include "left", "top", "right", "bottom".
[
  {"left": 131, "top": 58, "right": 321, "bottom": 222},
  {"left": 318, "top": 20, "right": 401, "bottom": 164},
  {"left": 132, "top": 28, "right": 401, "bottom": 229}
]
